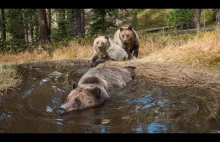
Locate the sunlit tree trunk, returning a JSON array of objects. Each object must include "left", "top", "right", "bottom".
[
  {"left": 47, "top": 9, "right": 51, "bottom": 40},
  {"left": 71, "top": 9, "right": 85, "bottom": 36},
  {"left": 1, "top": 9, "right": 6, "bottom": 42},
  {"left": 37, "top": 9, "right": 50, "bottom": 45},
  {"left": 80, "top": 9, "right": 85, "bottom": 35},
  {"left": 194, "top": 9, "right": 201, "bottom": 30}
]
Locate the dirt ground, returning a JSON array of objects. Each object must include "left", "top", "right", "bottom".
[
  {"left": 15, "top": 57, "right": 220, "bottom": 92},
  {"left": 97, "top": 58, "right": 220, "bottom": 92}
]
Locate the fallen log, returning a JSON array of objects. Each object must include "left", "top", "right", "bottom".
[
  {"left": 138, "top": 26, "right": 215, "bottom": 35},
  {"left": 164, "top": 27, "right": 215, "bottom": 35},
  {"left": 139, "top": 26, "right": 169, "bottom": 32}
]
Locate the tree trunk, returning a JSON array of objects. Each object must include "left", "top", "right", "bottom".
[
  {"left": 1, "top": 9, "right": 6, "bottom": 42},
  {"left": 80, "top": 9, "right": 85, "bottom": 35},
  {"left": 47, "top": 9, "right": 51, "bottom": 40},
  {"left": 73, "top": 9, "right": 81, "bottom": 35},
  {"left": 67, "top": 9, "right": 74, "bottom": 34},
  {"left": 29, "top": 11, "right": 34, "bottom": 42},
  {"left": 24, "top": 22, "right": 29, "bottom": 44},
  {"left": 58, "top": 9, "right": 66, "bottom": 33},
  {"left": 16, "top": 9, "right": 26, "bottom": 46},
  {"left": 216, "top": 9, "right": 220, "bottom": 29},
  {"left": 23, "top": 11, "right": 29, "bottom": 44},
  {"left": 37, "top": 9, "right": 50, "bottom": 45},
  {"left": 69, "top": 9, "right": 85, "bottom": 36},
  {"left": 194, "top": 9, "right": 201, "bottom": 30},
  {"left": 100, "top": 9, "right": 106, "bottom": 33},
  {"left": 31, "top": 27, "right": 34, "bottom": 42}
]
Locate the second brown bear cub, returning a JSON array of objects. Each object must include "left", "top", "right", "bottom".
[{"left": 113, "top": 25, "right": 140, "bottom": 59}]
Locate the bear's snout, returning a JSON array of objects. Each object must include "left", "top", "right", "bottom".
[
  {"left": 98, "top": 46, "right": 102, "bottom": 49},
  {"left": 58, "top": 107, "right": 66, "bottom": 114},
  {"left": 123, "top": 39, "right": 128, "bottom": 44}
]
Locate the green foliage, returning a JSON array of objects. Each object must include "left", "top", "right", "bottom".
[
  {"left": 6, "top": 9, "right": 26, "bottom": 46},
  {"left": 137, "top": 9, "right": 172, "bottom": 29},
  {"left": 72, "top": 34, "right": 93, "bottom": 45},
  {"left": 87, "top": 9, "right": 119, "bottom": 36},
  {"left": 130, "top": 9, "right": 138, "bottom": 29},
  {"left": 165, "top": 9, "right": 194, "bottom": 29},
  {"left": 201, "top": 9, "right": 216, "bottom": 27},
  {"left": 51, "top": 9, "right": 69, "bottom": 42},
  {"left": 0, "top": 9, "right": 38, "bottom": 52}
]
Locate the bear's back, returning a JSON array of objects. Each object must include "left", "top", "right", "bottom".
[
  {"left": 107, "top": 38, "right": 128, "bottom": 61},
  {"left": 78, "top": 66, "right": 132, "bottom": 91}
]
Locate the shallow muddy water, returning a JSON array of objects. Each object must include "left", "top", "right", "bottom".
[{"left": 0, "top": 66, "right": 220, "bottom": 133}]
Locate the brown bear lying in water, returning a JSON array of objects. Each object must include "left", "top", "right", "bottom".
[{"left": 59, "top": 66, "right": 136, "bottom": 114}]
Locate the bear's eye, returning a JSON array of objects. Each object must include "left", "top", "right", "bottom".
[
  {"left": 75, "top": 98, "right": 81, "bottom": 106},
  {"left": 96, "top": 41, "right": 99, "bottom": 44}
]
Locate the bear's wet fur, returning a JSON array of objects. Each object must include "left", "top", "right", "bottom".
[{"left": 59, "top": 66, "right": 136, "bottom": 114}]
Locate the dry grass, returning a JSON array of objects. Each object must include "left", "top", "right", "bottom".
[
  {"left": 0, "top": 65, "right": 22, "bottom": 94},
  {"left": 138, "top": 31, "right": 196, "bottom": 58},
  {"left": 143, "top": 30, "right": 220, "bottom": 68},
  {"left": 0, "top": 41, "right": 94, "bottom": 65}
]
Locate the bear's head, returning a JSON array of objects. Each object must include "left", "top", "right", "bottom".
[
  {"left": 93, "top": 36, "right": 110, "bottom": 56},
  {"left": 59, "top": 83, "right": 109, "bottom": 114},
  {"left": 119, "top": 25, "right": 134, "bottom": 44}
]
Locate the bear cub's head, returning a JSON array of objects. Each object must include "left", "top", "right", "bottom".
[
  {"left": 93, "top": 36, "right": 110, "bottom": 56},
  {"left": 119, "top": 25, "right": 134, "bottom": 44}
]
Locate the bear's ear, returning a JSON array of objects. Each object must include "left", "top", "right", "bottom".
[
  {"left": 94, "top": 34, "right": 98, "bottom": 39},
  {"left": 128, "top": 25, "right": 133, "bottom": 30},
  {"left": 72, "top": 82, "right": 77, "bottom": 89},
  {"left": 105, "top": 36, "right": 109, "bottom": 40},
  {"left": 92, "top": 87, "right": 101, "bottom": 100}
]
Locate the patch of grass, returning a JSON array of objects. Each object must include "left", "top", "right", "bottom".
[
  {"left": 144, "top": 30, "right": 220, "bottom": 68},
  {"left": 138, "top": 31, "right": 196, "bottom": 57},
  {"left": 0, "top": 40, "right": 94, "bottom": 65},
  {"left": 0, "top": 65, "right": 22, "bottom": 94}
]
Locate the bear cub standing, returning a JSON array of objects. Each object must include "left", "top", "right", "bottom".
[
  {"left": 113, "top": 25, "right": 140, "bottom": 59},
  {"left": 91, "top": 36, "right": 128, "bottom": 67},
  {"left": 59, "top": 66, "right": 136, "bottom": 114}
]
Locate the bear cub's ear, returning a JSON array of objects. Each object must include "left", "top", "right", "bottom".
[
  {"left": 104, "top": 36, "right": 109, "bottom": 40},
  {"left": 92, "top": 87, "right": 101, "bottom": 100},
  {"left": 72, "top": 82, "right": 77, "bottom": 89},
  {"left": 128, "top": 25, "right": 133, "bottom": 30},
  {"left": 94, "top": 34, "right": 98, "bottom": 39}
]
